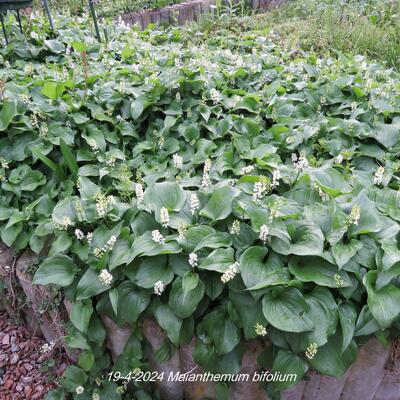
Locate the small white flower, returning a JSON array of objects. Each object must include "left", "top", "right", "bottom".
[
  {"left": 221, "top": 262, "right": 239, "bottom": 283},
  {"left": 201, "top": 159, "right": 212, "bottom": 188},
  {"left": 94, "top": 192, "right": 114, "bottom": 218},
  {"left": 18, "top": 93, "right": 30, "bottom": 104},
  {"left": 373, "top": 166, "right": 385, "bottom": 185},
  {"left": 55, "top": 215, "right": 71, "bottom": 230},
  {"left": 271, "top": 169, "right": 281, "bottom": 188},
  {"left": 253, "top": 181, "right": 267, "bottom": 202},
  {"left": 201, "top": 172, "right": 211, "bottom": 188},
  {"left": 293, "top": 152, "right": 309, "bottom": 172},
  {"left": 173, "top": 154, "right": 183, "bottom": 169},
  {"left": 98, "top": 269, "right": 113, "bottom": 286},
  {"left": 255, "top": 323, "right": 267, "bottom": 336},
  {"left": 152, "top": 229, "right": 165, "bottom": 245},
  {"left": 154, "top": 280, "right": 165, "bottom": 296},
  {"left": 0, "top": 158, "right": 9, "bottom": 169},
  {"left": 86, "top": 232, "right": 93, "bottom": 245},
  {"left": 40, "top": 341, "right": 55, "bottom": 353},
  {"left": 75, "top": 229, "right": 84, "bottom": 240},
  {"left": 314, "top": 184, "right": 329, "bottom": 202},
  {"left": 347, "top": 205, "right": 361, "bottom": 226},
  {"left": 259, "top": 225, "right": 269, "bottom": 243},
  {"left": 210, "top": 88, "right": 221, "bottom": 103},
  {"left": 204, "top": 159, "right": 212, "bottom": 174},
  {"left": 178, "top": 223, "right": 187, "bottom": 239},
  {"left": 87, "top": 138, "right": 99, "bottom": 153},
  {"left": 305, "top": 342, "right": 318, "bottom": 360},
  {"left": 189, "top": 252, "right": 198, "bottom": 268},
  {"left": 334, "top": 154, "right": 343, "bottom": 164},
  {"left": 106, "top": 156, "right": 116, "bottom": 167},
  {"left": 136, "top": 183, "right": 144, "bottom": 203},
  {"left": 107, "top": 235, "right": 117, "bottom": 249},
  {"left": 190, "top": 194, "right": 200, "bottom": 215},
  {"left": 76, "top": 386, "right": 84, "bottom": 395},
  {"left": 160, "top": 207, "right": 170, "bottom": 227},
  {"left": 240, "top": 165, "right": 255, "bottom": 175},
  {"left": 334, "top": 273, "right": 345, "bottom": 288},
  {"left": 230, "top": 219, "right": 241, "bottom": 235}
]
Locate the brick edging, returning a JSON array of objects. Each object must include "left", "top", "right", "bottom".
[{"left": 118, "top": 0, "right": 290, "bottom": 30}]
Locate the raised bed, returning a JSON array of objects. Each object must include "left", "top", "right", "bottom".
[{"left": 1, "top": 242, "right": 399, "bottom": 400}]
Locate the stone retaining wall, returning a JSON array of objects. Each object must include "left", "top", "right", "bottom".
[
  {"left": 118, "top": 0, "right": 290, "bottom": 29},
  {"left": 1, "top": 243, "right": 399, "bottom": 399}
]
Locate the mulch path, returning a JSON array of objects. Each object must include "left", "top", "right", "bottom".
[{"left": 0, "top": 312, "right": 67, "bottom": 400}]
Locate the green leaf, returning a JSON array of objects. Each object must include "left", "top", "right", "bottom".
[
  {"left": 285, "top": 287, "right": 338, "bottom": 351},
  {"left": 354, "top": 306, "right": 381, "bottom": 336},
  {"left": 78, "top": 350, "right": 94, "bottom": 371},
  {"left": 168, "top": 277, "right": 204, "bottom": 318},
  {"left": 70, "top": 300, "right": 93, "bottom": 333},
  {"left": 31, "top": 147, "right": 64, "bottom": 179},
  {"left": 60, "top": 365, "right": 87, "bottom": 392},
  {"left": 363, "top": 271, "right": 400, "bottom": 329},
  {"left": 310, "top": 166, "right": 351, "bottom": 196},
  {"left": 272, "top": 350, "right": 308, "bottom": 391},
  {"left": 331, "top": 239, "right": 363, "bottom": 269},
  {"left": 129, "top": 232, "right": 181, "bottom": 261},
  {"left": 229, "top": 291, "right": 267, "bottom": 340},
  {"left": 131, "top": 95, "right": 148, "bottom": 119},
  {"left": 144, "top": 182, "right": 186, "bottom": 213},
  {"left": 309, "top": 332, "right": 357, "bottom": 378},
  {"left": 154, "top": 303, "right": 182, "bottom": 346},
  {"left": 0, "top": 101, "right": 17, "bottom": 131},
  {"left": 198, "top": 248, "right": 235, "bottom": 273},
  {"left": 194, "top": 232, "right": 232, "bottom": 252},
  {"left": 41, "top": 81, "right": 65, "bottom": 100},
  {"left": 44, "top": 389, "right": 65, "bottom": 400},
  {"left": 125, "top": 255, "right": 174, "bottom": 289},
  {"left": 33, "top": 255, "right": 78, "bottom": 287},
  {"left": 193, "top": 342, "right": 242, "bottom": 375},
  {"left": 348, "top": 192, "right": 382, "bottom": 236},
  {"left": 200, "top": 185, "right": 239, "bottom": 221},
  {"left": 240, "top": 247, "right": 289, "bottom": 290},
  {"left": 271, "top": 221, "right": 325, "bottom": 256},
  {"left": 338, "top": 302, "right": 357, "bottom": 353},
  {"left": 262, "top": 288, "right": 314, "bottom": 333},
  {"left": 44, "top": 39, "right": 65, "bottom": 53},
  {"left": 76, "top": 268, "right": 110, "bottom": 300},
  {"left": 71, "top": 41, "right": 86, "bottom": 52},
  {"left": 60, "top": 139, "right": 78, "bottom": 178},
  {"left": 197, "top": 309, "right": 241, "bottom": 355},
  {"left": 118, "top": 282, "right": 150, "bottom": 323},
  {"left": 109, "top": 288, "right": 119, "bottom": 316},
  {"left": 289, "top": 256, "right": 352, "bottom": 288},
  {"left": 182, "top": 271, "right": 199, "bottom": 293}
]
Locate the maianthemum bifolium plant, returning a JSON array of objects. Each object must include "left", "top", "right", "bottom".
[{"left": 0, "top": 10, "right": 400, "bottom": 400}]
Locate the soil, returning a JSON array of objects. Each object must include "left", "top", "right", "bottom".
[{"left": 0, "top": 312, "right": 67, "bottom": 400}]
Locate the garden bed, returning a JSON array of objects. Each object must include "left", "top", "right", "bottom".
[{"left": 0, "top": 5, "right": 400, "bottom": 399}]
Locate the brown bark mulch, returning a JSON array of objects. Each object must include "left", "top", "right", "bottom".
[{"left": 0, "top": 312, "right": 67, "bottom": 400}]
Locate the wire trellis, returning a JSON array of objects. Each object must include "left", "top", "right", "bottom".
[{"left": 0, "top": 0, "right": 102, "bottom": 45}]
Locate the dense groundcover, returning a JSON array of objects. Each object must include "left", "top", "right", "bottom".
[{"left": 1, "top": 12, "right": 400, "bottom": 400}]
